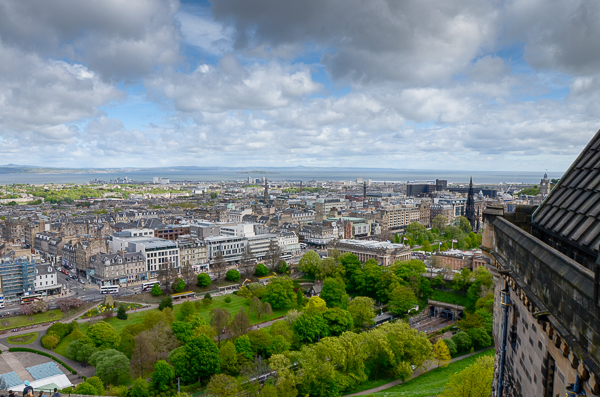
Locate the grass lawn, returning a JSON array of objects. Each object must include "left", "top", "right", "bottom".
[
  {"left": 0, "top": 309, "right": 64, "bottom": 331},
  {"left": 7, "top": 332, "right": 38, "bottom": 345},
  {"left": 53, "top": 333, "right": 74, "bottom": 357},
  {"left": 429, "top": 290, "right": 471, "bottom": 307},
  {"left": 53, "top": 294, "right": 294, "bottom": 357},
  {"left": 372, "top": 349, "right": 494, "bottom": 396},
  {"left": 185, "top": 294, "right": 293, "bottom": 325}
]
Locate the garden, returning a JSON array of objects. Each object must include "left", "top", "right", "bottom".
[
  {"left": 0, "top": 309, "right": 63, "bottom": 331},
  {"left": 81, "top": 301, "right": 145, "bottom": 319},
  {"left": 6, "top": 332, "right": 38, "bottom": 345},
  {"left": 36, "top": 250, "right": 496, "bottom": 397}
]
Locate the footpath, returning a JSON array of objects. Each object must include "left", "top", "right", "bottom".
[{"left": 342, "top": 347, "right": 494, "bottom": 396}]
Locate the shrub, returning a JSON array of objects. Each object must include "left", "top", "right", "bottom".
[
  {"left": 47, "top": 322, "right": 73, "bottom": 340},
  {"left": 226, "top": 269, "right": 241, "bottom": 282},
  {"left": 224, "top": 296, "right": 232, "bottom": 304},
  {"left": 41, "top": 334, "right": 59, "bottom": 350},
  {"left": 204, "top": 293, "right": 213, "bottom": 300},
  {"left": 197, "top": 273, "right": 211, "bottom": 287}
]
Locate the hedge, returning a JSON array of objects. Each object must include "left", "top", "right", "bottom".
[{"left": 9, "top": 348, "right": 77, "bottom": 374}]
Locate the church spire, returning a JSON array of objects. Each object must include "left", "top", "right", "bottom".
[
  {"left": 466, "top": 176, "right": 476, "bottom": 231},
  {"left": 264, "top": 178, "right": 269, "bottom": 204}
]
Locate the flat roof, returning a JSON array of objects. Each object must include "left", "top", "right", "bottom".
[{"left": 337, "top": 239, "right": 407, "bottom": 250}]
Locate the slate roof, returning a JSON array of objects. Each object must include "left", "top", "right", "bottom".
[{"left": 532, "top": 129, "right": 600, "bottom": 254}]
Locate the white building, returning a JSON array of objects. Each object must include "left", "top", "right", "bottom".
[
  {"left": 246, "top": 234, "right": 279, "bottom": 260},
  {"left": 205, "top": 235, "right": 247, "bottom": 265},
  {"left": 108, "top": 232, "right": 179, "bottom": 280},
  {"left": 278, "top": 232, "right": 301, "bottom": 255},
  {"left": 34, "top": 264, "right": 61, "bottom": 295},
  {"left": 220, "top": 223, "right": 255, "bottom": 238}
]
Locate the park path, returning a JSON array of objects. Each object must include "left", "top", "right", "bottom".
[{"left": 342, "top": 347, "right": 494, "bottom": 396}]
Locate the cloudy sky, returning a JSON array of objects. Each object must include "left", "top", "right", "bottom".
[{"left": 1, "top": 0, "right": 599, "bottom": 171}]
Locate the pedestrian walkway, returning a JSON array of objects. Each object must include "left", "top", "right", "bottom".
[
  {"left": 342, "top": 348, "right": 494, "bottom": 396},
  {"left": 0, "top": 352, "right": 35, "bottom": 383}
]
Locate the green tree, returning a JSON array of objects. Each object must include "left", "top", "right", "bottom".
[
  {"left": 353, "top": 261, "right": 383, "bottom": 299},
  {"left": 197, "top": 273, "right": 211, "bottom": 287},
  {"left": 452, "top": 268, "right": 472, "bottom": 294},
  {"left": 297, "top": 289, "right": 305, "bottom": 307},
  {"left": 388, "top": 286, "right": 418, "bottom": 316},
  {"left": 269, "top": 354, "right": 298, "bottom": 397},
  {"left": 455, "top": 216, "right": 472, "bottom": 233},
  {"left": 304, "top": 296, "right": 326, "bottom": 313},
  {"left": 229, "top": 307, "right": 251, "bottom": 338},
  {"left": 451, "top": 331, "right": 472, "bottom": 353},
  {"left": 85, "top": 377, "right": 105, "bottom": 395},
  {"left": 432, "top": 215, "right": 448, "bottom": 232},
  {"left": 268, "top": 335, "right": 291, "bottom": 355},
  {"left": 67, "top": 339, "right": 97, "bottom": 364},
  {"left": 255, "top": 263, "right": 270, "bottom": 277},
  {"left": 206, "top": 374, "right": 239, "bottom": 397},
  {"left": 323, "top": 308, "right": 353, "bottom": 336},
  {"left": 86, "top": 321, "right": 120, "bottom": 349},
  {"left": 439, "top": 355, "right": 494, "bottom": 397},
  {"left": 75, "top": 382, "right": 97, "bottom": 395},
  {"left": 247, "top": 329, "right": 273, "bottom": 357},
  {"left": 320, "top": 278, "right": 349, "bottom": 308},
  {"left": 269, "top": 320, "right": 294, "bottom": 344},
  {"left": 315, "top": 257, "right": 345, "bottom": 281},
  {"left": 347, "top": 297, "right": 375, "bottom": 330},
  {"left": 467, "top": 327, "right": 492, "bottom": 350},
  {"left": 95, "top": 351, "right": 130, "bottom": 385},
  {"left": 226, "top": 269, "right": 241, "bottom": 282},
  {"left": 178, "top": 300, "right": 195, "bottom": 321},
  {"left": 170, "top": 335, "right": 220, "bottom": 384},
  {"left": 210, "top": 308, "right": 232, "bottom": 347},
  {"left": 219, "top": 341, "right": 239, "bottom": 376},
  {"left": 298, "top": 250, "right": 321, "bottom": 276},
  {"left": 293, "top": 312, "right": 329, "bottom": 344},
  {"left": 117, "top": 304, "right": 128, "bottom": 320},
  {"left": 41, "top": 334, "right": 59, "bottom": 349},
  {"left": 433, "top": 339, "right": 451, "bottom": 368},
  {"left": 151, "top": 283, "right": 163, "bottom": 296},
  {"left": 171, "top": 321, "right": 194, "bottom": 344},
  {"left": 443, "top": 338, "right": 458, "bottom": 356},
  {"left": 151, "top": 360, "right": 175, "bottom": 392},
  {"left": 262, "top": 277, "right": 295, "bottom": 309},
  {"left": 158, "top": 296, "right": 174, "bottom": 311},
  {"left": 129, "top": 378, "right": 149, "bottom": 397},
  {"left": 234, "top": 335, "right": 254, "bottom": 361},
  {"left": 406, "top": 221, "right": 426, "bottom": 239},
  {"left": 172, "top": 277, "right": 186, "bottom": 293}
]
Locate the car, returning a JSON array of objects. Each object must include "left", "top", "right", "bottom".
[
  {"left": 79, "top": 279, "right": 85, "bottom": 284},
  {"left": 12, "top": 329, "right": 18, "bottom": 332}
]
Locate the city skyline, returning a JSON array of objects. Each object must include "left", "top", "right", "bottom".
[{"left": 1, "top": 0, "right": 599, "bottom": 171}]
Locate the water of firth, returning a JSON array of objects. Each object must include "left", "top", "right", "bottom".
[{"left": 0, "top": 168, "right": 562, "bottom": 185}]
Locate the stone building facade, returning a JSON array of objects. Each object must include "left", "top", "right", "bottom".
[
  {"left": 329, "top": 239, "right": 411, "bottom": 266},
  {"left": 484, "top": 129, "right": 600, "bottom": 397}
]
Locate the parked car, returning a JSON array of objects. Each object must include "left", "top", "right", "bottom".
[{"left": 79, "top": 279, "right": 85, "bottom": 284}]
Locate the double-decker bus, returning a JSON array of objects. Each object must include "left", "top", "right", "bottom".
[
  {"left": 142, "top": 281, "right": 159, "bottom": 292},
  {"left": 21, "top": 294, "right": 42, "bottom": 305},
  {"left": 100, "top": 285, "right": 119, "bottom": 294}
]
